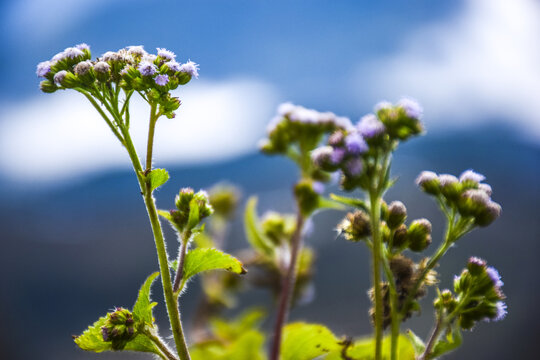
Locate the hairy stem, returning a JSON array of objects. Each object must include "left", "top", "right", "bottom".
[
  {"left": 145, "top": 330, "right": 180, "bottom": 360},
  {"left": 381, "top": 254, "right": 399, "bottom": 360},
  {"left": 146, "top": 102, "right": 158, "bottom": 171},
  {"left": 369, "top": 190, "right": 384, "bottom": 360},
  {"left": 173, "top": 230, "right": 191, "bottom": 294},
  {"left": 270, "top": 212, "right": 305, "bottom": 360},
  {"left": 420, "top": 312, "right": 444, "bottom": 360}
]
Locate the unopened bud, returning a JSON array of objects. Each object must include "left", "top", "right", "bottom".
[
  {"left": 415, "top": 171, "right": 439, "bottom": 195},
  {"left": 387, "top": 201, "right": 407, "bottom": 229},
  {"left": 407, "top": 218, "right": 432, "bottom": 252}
]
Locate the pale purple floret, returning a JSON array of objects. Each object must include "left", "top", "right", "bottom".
[
  {"left": 357, "top": 114, "right": 385, "bottom": 138},
  {"left": 479, "top": 183, "right": 493, "bottom": 197},
  {"left": 277, "top": 102, "right": 296, "bottom": 116},
  {"left": 345, "top": 158, "right": 363, "bottom": 176},
  {"left": 311, "top": 146, "right": 333, "bottom": 167},
  {"left": 63, "top": 47, "right": 84, "bottom": 59},
  {"left": 179, "top": 61, "right": 199, "bottom": 78},
  {"left": 468, "top": 256, "right": 486, "bottom": 268},
  {"left": 138, "top": 61, "right": 158, "bottom": 76},
  {"left": 94, "top": 61, "right": 110, "bottom": 73},
  {"left": 345, "top": 132, "right": 368, "bottom": 155},
  {"left": 165, "top": 61, "right": 181, "bottom": 72},
  {"left": 460, "top": 169, "right": 486, "bottom": 183},
  {"left": 486, "top": 266, "right": 504, "bottom": 288},
  {"left": 398, "top": 97, "right": 423, "bottom": 119},
  {"left": 53, "top": 70, "right": 67, "bottom": 85},
  {"left": 119, "top": 65, "right": 130, "bottom": 76},
  {"left": 52, "top": 51, "right": 66, "bottom": 62},
  {"left": 312, "top": 181, "right": 325, "bottom": 194},
  {"left": 289, "top": 107, "right": 319, "bottom": 123},
  {"left": 493, "top": 301, "right": 507, "bottom": 321},
  {"left": 75, "top": 43, "right": 90, "bottom": 51},
  {"left": 318, "top": 112, "right": 337, "bottom": 124},
  {"left": 155, "top": 74, "right": 169, "bottom": 86},
  {"left": 334, "top": 116, "right": 354, "bottom": 131},
  {"left": 127, "top": 45, "right": 146, "bottom": 56},
  {"left": 331, "top": 147, "right": 346, "bottom": 164},
  {"left": 374, "top": 100, "right": 392, "bottom": 112},
  {"left": 157, "top": 48, "right": 176, "bottom": 60},
  {"left": 438, "top": 174, "right": 459, "bottom": 187},
  {"left": 415, "top": 171, "right": 438, "bottom": 186},
  {"left": 36, "top": 61, "right": 52, "bottom": 77},
  {"left": 463, "top": 189, "right": 490, "bottom": 206},
  {"left": 266, "top": 116, "right": 282, "bottom": 133}
]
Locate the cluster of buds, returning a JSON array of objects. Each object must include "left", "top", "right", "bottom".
[
  {"left": 168, "top": 188, "right": 214, "bottom": 232},
  {"left": 208, "top": 184, "right": 241, "bottom": 220},
  {"left": 261, "top": 211, "right": 297, "bottom": 246},
  {"left": 36, "top": 44, "right": 199, "bottom": 118},
  {"left": 101, "top": 307, "right": 136, "bottom": 350},
  {"left": 435, "top": 257, "right": 507, "bottom": 330},
  {"left": 259, "top": 102, "right": 352, "bottom": 156},
  {"left": 370, "top": 256, "right": 437, "bottom": 328},
  {"left": 312, "top": 98, "right": 423, "bottom": 191},
  {"left": 416, "top": 170, "right": 501, "bottom": 227}
]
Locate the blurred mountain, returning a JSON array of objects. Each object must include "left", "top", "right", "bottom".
[{"left": 0, "top": 125, "right": 538, "bottom": 359}]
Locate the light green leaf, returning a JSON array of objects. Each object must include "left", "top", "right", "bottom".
[
  {"left": 179, "top": 248, "right": 246, "bottom": 287},
  {"left": 325, "top": 334, "right": 415, "bottom": 360},
  {"left": 281, "top": 322, "right": 341, "bottom": 360},
  {"left": 158, "top": 209, "right": 174, "bottom": 223},
  {"left": 244, "top": 197, "right": 274, "bottom": 256},
  {"left": 132, "top": 272, "right": 159, "bottom": 326},
  {"left": 147, "top": 168, "right": 169, "bottom": 192},
  {"left": 317, "top": 197, "right": 347, "bottom": 211},
  {"left": 187, "top": 198, "right": 200, "bottom": 230},
  {"left": 429, "top": 323, "right": 462, "bottom": 359},
  {"left": 406, "top": 329, "right": 426, "bottom": 356},
  {"left": 330, "top": 193, "right": 369, "bottom": 211},
  {"left": 211, "top": 308, "right": 266, "bottom": 341},
  {"left": 123, "top": 334, "right": 161, "bottom": 354}
]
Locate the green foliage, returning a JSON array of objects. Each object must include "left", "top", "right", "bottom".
[
  {"left": 175, "top": 248, "right": 246, "bottom": 290},
  {"left": 405, "top": 329, "right": 426, "bottom": 356},
  {"left": 429, "top": 323, "right": 462, "bottom": 359},
  {"left": 281, "top": 323, "right": 342, "bottom": 360},
  {"left": 146, "top": 168, "right": 169, "bottom": 192},
  {"left": 326, "top": 334, "right": 415, "bottom": 360},
  {"left": 74, "top": 273, "right": 162, "bottom": 356},
  {"left": 244, "top": 197, "right": 275, "bottom": 256},
  {"left": 132, "top": 272, "right": 159, "bottom": 326},
  {"left": 330, "top": 193, "right": 369, "bottom": 211}
]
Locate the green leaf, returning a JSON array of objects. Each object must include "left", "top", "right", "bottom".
[
  {"left": 325, "top": 334, "right": 416, "bottom": 360},
  {"left": 179, "top": 248, "right": 246, "bottom": 288},
  {"left": 211, "top": 308, "right": 266, "bottom": 341},
  {"left": 317, "top": 197, "right": 347, "bottom": 211},
  {"left": 157, "top": 209, "right": 174, "bottom": 223},
  {"left": 132, "top": 272, "right": 159, "bottom": 326},
  {"left": 281, "top": 323, "right": 341, "bottom": 360},
  {"left": 147, "top": 168, "right": 169, "bottom": 192},
  {"left": 187, "top": 198, "right": 200, "bottom": 230},
  {"left": 429, "top": 323, "right": 462, "bottom": 359},
  {"left": 406, "top": 329, "right": 426, "bottom": 356},
  {"left": 244, "top": 197, "right": 274, "bottom": 256},
  {"left": 330, "top": 193, "right": 369, "bottom": 211}
]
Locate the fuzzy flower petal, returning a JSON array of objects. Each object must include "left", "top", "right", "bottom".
[
  {"left": 138, "top": 61, "right": 157, "bottom": 76},
  {"left": 155, "top": 74, "right": 169, "bottom": 86},
  {"left": 179, "top": 61, "right": 199, "bottom": 78}
]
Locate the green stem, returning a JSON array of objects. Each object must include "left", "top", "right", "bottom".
[
  {"left": 146, "top": 102, "right": 159, "bottom": 171},
  {"left": 145, "top": 330, "right": 180, "bottom": 360},
  {"left": 369, "top": 189, "right": 384, "bottom": 360},
  {"left": 173, "top": 229, "right": 191, "bottom": 294},
  {"left": 381, "top": 253, "right": 399, "bottom": 360},
  {"left": 120, "top": 126, "right": 191, "bottom": 360},
  {"left": 78, "top": 90, "right": 124, "bottom": 144},
  {"left": 419, "top": 311, "right": 444, "bottom": 360}
]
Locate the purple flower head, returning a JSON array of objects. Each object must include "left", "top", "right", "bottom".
[
  {"left": 75, "top": 43, "right": 90, "bottom": 51},
  {"left": 468, "top": 256, "right": 486, "bottom": 268},
  {"left": 94, "top": 61, "right": 110, "bottom": 73},
  {"left": 479, "top": 183, "right": 493, "bottom": 197},
  {"left": 416, "top": 171, "right": 438, "bottom": 186},
  {"left": 51, "top": 51, "right": 66, "bottom": 62},
  {"left": 142, "top": 54, "right": 157, "bottom": 63},
  {"left": 102, "top": 51, "right": 122, "bottom": 62},
  {"left": 331, "top": 147, "right": 346, "bottom": 164},
  {"left": 357, "top": 114, "right": 385, "bottom": 138},
  {"left": 312, "top": 181, "right": 325, "bottom": 195},
  {"left": 438, "top": 174, "right": 459, "bottom": 187},
  {"left": 157, "top": 48, "right": 176, "bottom": 61},
  {"left": 328, "top": 131, "right": 344, "bottom": 146},
  {"left": 463, "top": 189, "right": 490, "bottom": 207},
  {"left": 179, "top": 61, "right": 199, "bottom": 79},
  {"left": 138, "top": 61, "right": 157, "bottom": 76},
  {"left": 334, "top": 116, "right": 354, "bottom": 131},
  {"left": 460, "top": 169, "right": 486, "bottom": 184},
  {"left": 344, "top": 158, "right": 363, "bottom": 177},
  {"left": 266, "top": 116, "right": 282, "bottom": 133},
  {"left": 317, "top": 111, "right": 337, "bottom": 124},
  {"left": 165, "top": 61, "right": 181, "bottom": 72},
  {"left": 486, "top": 266, "right": 504, "bottom": 289},
  {"left": 127, "top": 45, "right": 146, "bottom": 57},
  {"left": 74, "top": 60, "right": 92, "bottom": 75},
  {"left": 155, "top": 74, "right": 169, "bottom": 86},
  {"left": 344, "top": 132, "right": 368, "bottom": 155},
  {"left": 53, "top": 70, "right": 67, "bottom": 85},
  {"left": 119, "top": 65, "right": 130, "bottom": 76},
  {"left": 289, "top": 107, "right": 319, "bottom": 123},
  {"left": 63, "top": 47, "right": 84, "bottom": 59},
  {"left": 374, "top": 100, "right": 392, "bottom": 112},
  {"left": 398, "top": 97, "right": 423, "bottom": 119},
  {"left": 36, "top": 61, "right": 52, "bottom": 77},
  {"left": 493, "top": 301, "right": 507, "bottom": 321},
  {"left": 311, "top": 146, "right": 333, "bottom": 167},
  {"left": 277, "top": 102, "right": 296, "bottom": 116}
]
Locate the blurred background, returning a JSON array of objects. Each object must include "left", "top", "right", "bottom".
[{"left": 0, "top": 0, "right": 538, "bottom": 359}]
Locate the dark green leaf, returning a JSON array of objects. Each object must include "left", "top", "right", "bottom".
[{"left": 147, "top": 168, "right": 169, "bottom": 192}]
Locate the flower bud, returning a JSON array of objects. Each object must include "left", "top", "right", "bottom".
[
  {"left": 294, "top": 180, "right": 321, "bottom": 216},
  {"left": 467, "top": 256, "right": 487, "bottom": 276},
  {"left": 209, "top": 184, "right": 240, "bottom": 219},
  {"left": 357, "top": 113, "right": 385, "bottom": 139},
  {"left": 262, "top": 211, "right": 295, "bottom": 245},
  {"left": 339, "top": 211, "right": 371, "bottom": 241},
  {"left": 53, "top": 70, "right": 79, "bottom": 88},
  {"left": 74, "top": 60, "right": 95, "bottom": 85},
  {"left": 387, "top": 201, "right": 407, "bottom": 229},
  {"left": 101, "top": 307, "right": 136, "bottom": 350},
  {"left": 475, "top": 200, "right": 501, "bottom": 227},
  {"left": 415, "top": 171, "right": 439, "bottom": 195},
  {"left": 94, "top": 61, "right": 111, "bottom": 82},
  {"left": 459, "top": 169, "right": 486, "bottom": 189},
  {"left": 438, "top": 174, "right": 461, "bottom": 201},
  {"left": 39, "top": 79, "right": 58, "bottom": 93},
  {"left": 328, "top": 130, "right": 345, "bottom": 146},
  {"left": 392, "top": 224, "right": 408, "bottom": 248},
  {"left": 407, "top": 218, "right": 432, "bottom": 252}
]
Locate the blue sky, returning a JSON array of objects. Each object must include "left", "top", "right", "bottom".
[{"left": 0, "top": 0, "right": 538, "bottom": 184}]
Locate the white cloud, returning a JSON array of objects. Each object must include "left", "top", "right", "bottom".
[
  {"left": 354, "top": 0, "right": 540, "bottom": 141},
  {"left": 0, "top": 78, "right": 277, "bottom": 183}
]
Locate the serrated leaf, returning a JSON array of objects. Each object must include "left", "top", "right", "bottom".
[
  {"left": 281, "top": 323, "right": 341, "bottom": 360},
  {"left": 244, "top": 197, "right": 274, "bottom": 256},
  {"left": 177, "top": 248, "right": 246, "bottom": 290},
  {"left": 406, "top": 329, "right": 426, "bottom": 356},
  {"left": 132, "top": 272, "right": 159, "bottom": 326},
  {"left": 147, "top": 168, "right": 169, "bottom": 192},
  {"left": 329, "top": 193, "right": 369, "bottom": 211}
]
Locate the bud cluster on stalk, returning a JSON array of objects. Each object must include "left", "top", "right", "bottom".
[
  {"left": 100, "top": 307, "right": 136, "bottom": 350},
  {"left": 168, "top": 188, "right": 214, "bottom": 233}
]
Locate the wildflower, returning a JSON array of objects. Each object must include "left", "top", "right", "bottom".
[
  {"left": 157, "top": 47, "right": 176, "bottom": 61},
  {"left": 164, "top": 61, "right": 181, "bottom": 72},
  {"left": 53, "top": 70, "right": 67, "bottom": 85},
  {"left": 63, "top": 47, "right": 84, "bottom": 59},
  {"left": 387, "top": 201, "right": 407, "bottom": 229},
  {"left": 415, "top": 171, "right": 439, "bottom": 194},
  {"left": 138, "top": 61, "right": 157, "bottom": 76},
  {"left": 493, "top": 301, "right": 507, "bottom": 321},
  {"left": 312, "top": 181, "right": 325, "bottom": 194},
  {"left": 460, "top": 169, "right": 486, "bottom": 184},
  {"left": 277, "top": 102, "right": 296, "bottom": 116},
  {"left": 334, "top": 116, "right": 353, "bottom": 130},
  {"left": 179, "top": 61, "right": 199, "bottom": 78},
  {"left": 74, "top": 60, "right": 92, "bottom": 75},
  {"left": 407, "top": 218, "right": 432, "bottom": 252},
  {"left": 328, "top": 131, "right": 344, "bottom": 146},
  {"left": 330, "top": 147, "right": 345, "bottom": 164},
  {"left": 344, "top": 132, "right": 368, "bottom": 155},
  {"left": 398, "top": 97, "right": 423, "bottom": 119},
  {"left": 94, "top": 61, "right": 110, "bottom": 73},
  {"left": 374, "top": 100, "right": 392, "bottom": 112},
  {"left": 478, "top": 183, "right": 493, "bottom": 196},
  {"left": 75, "top": 43, "right": 90, "bottom": 51},
  {"left": 357, "top": 114, "right": 385, "bottom": 138},
  {"left": 36, "top": 61, "right": 52, "bottom": 77},
  {"left": 127, "top": 45, "right": 146, "bottom": 57},
  {"left": 486, "top": 266, "right": 504, "bottom": 289},
  {"left": 344, "top": 158, "right": 363, "bottom": 177},
  {"left": 311, "top": 146, "right": 333, "bottom": 167},
  {"left": 155, "top": 74, "right": 169, "bottom": 86}
]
